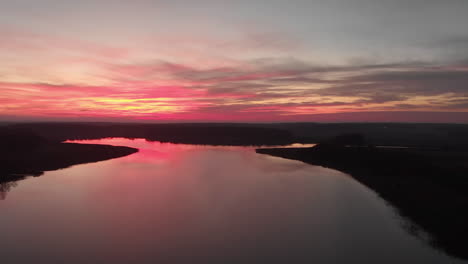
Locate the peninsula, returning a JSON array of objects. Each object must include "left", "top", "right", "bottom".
[{"left": 257, "top": 134, "right": 468, "bottom": 260}]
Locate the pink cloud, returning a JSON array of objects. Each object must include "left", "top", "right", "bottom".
[{"left": 1, "top": 25, "right": 467, "bottom": 123}]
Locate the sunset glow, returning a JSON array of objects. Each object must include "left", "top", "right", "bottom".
[{"left": 1, "top": 0, "right": 468, "bottom": 122}]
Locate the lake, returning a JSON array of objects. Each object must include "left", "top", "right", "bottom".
[{"left": 0, "top": 138, "right": 465, "bottom": 263}]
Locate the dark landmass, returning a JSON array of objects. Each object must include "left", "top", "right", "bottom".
[
  {"left": 6, "top": 122, "right": 468, "bottom": 148},
  {"left": 266, "top": 122, "right": 468, "bottom": 148},
  {"left": 1, "top": 143, "right": 138, "bottom": 181},
  {"left": 256, "top": 134, "right": 468, "bottom": 260},
  {"left": 8, "top": 123, "right": 294, "bottom": 146},
  {"left": 0, "top": 128, "right": 138, "bottom": 189}
]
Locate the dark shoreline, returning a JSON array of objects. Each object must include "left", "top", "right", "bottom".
[
  {"left": 256, "top": 145, "right": 468, "bottom": 260},
  {"left": 9, "top": 122, "right": 468, "bottom": 148},
  {"left": 1, "top": 142, "right": 138, "bottom": 185}
]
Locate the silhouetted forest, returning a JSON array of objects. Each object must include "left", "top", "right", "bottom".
[
  {"left": 257, "top": 134, "right": 468, "bottom": 260},
  {"left": 7, "top": 123, "right": 294, "bottom": 146},
  {"left": 267, "top": 122, "right": 468, "bottom": 148},
  {"left": 5, "top": 122, "right": 468, "bottom": 148}
]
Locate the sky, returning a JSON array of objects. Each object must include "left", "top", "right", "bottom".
[{"left": 1, "top": 0, "right": 468, "bottom": 122}]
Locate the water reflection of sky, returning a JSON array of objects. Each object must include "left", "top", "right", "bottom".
[{"left": 0, "top": 138, "right": 465, "bottom": 264}]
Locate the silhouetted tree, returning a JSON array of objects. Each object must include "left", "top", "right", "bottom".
[{"left": 0, "top": 128, "right": 45, "bottom": 150}]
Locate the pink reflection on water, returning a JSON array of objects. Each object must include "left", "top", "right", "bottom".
[
  {"left": 67, "top": 138, "right": 258, "bottom": 163},
  {"left": 1, "top": 138, "right": 463, "bottom": 263}
]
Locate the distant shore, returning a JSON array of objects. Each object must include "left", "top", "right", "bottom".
[{"left": 256, "top": 145, "right": 468, "bottom": 260}]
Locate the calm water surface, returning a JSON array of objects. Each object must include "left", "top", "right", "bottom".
[{"left": 0, "top": 138, "right": 465, "bottom": 263}]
